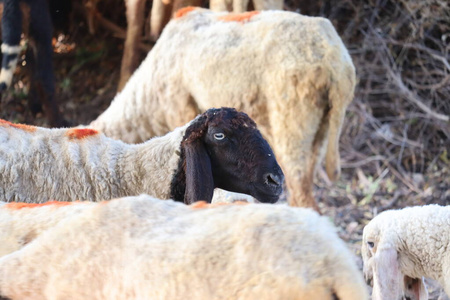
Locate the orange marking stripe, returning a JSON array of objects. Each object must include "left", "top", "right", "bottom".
[
  {"left": 0, "top": 119, "right": 37, "bottom": 132},
  {"left": 66, "top": 128, "right": 99, "bottom": 140},
  {"left": 174, "top": 6, "right": 198, "bottom": 19},
  {"left": 190, "top": 200, "right": 249, "bottom": 209},
  {"left": 217, "top": 11, "right": 260, "bottom": 23},
  {"left": 5, "top": 201, "right": 82, "bottom": 210}
]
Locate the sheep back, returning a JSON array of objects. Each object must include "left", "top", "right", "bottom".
[{"left": 0, "top": 120, "right": 183, "bottom": 203}]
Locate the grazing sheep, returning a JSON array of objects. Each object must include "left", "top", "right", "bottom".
[
  {"left": 0, "top": 0, "right": 64, "bottom": 126},
  {"left": 90, "top": 8, "right": 356, "bottom": 210},
  {"left": 361, "top": 205, "right": 450, "bottom": 300},
  {"left": 0, "top": 107, "right": 284, "bottom": 204},
  {"left": 0, "top": 195, "right": 369, "bottom": 300}
]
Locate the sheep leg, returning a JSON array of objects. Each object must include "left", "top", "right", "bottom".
[
  {"left": 0, "top": 0, "right": 22, "bottom": 92},
  {"left": 209, "top": 0, "right": 233, "bottom": 12},
  {"left": 27, "top": 0, "right": 65, "bottom": 127},
  {"left": 251, "top": 0, "right": 283, "bottom": 10},
  {"left": 266, "top": 70, "right": 330, "bottom": 211},
  {"left": 118, "top": 0, "right": 147, "bottom": 91},
  {"left": 232, "top": 0, "right": 249, "bottom": 13},
  {"left": 149, "top": 0, "right": 173, "bottom": 42},
  {"left": 172, "top": 0, "right": 202, "bottom": 14},
  {"left": 269, "top": 111, "right": 324, "bottom": 210}
]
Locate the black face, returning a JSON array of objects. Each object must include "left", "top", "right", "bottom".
[
  {"left": 170, "top": 107, "right": 284, "bottom": 204},
  {"left": 202, "top": 109, "right": 284, "bottom": 203}
]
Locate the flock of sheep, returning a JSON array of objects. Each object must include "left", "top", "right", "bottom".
[{"left": 0, "top": 3, "right": 448, "bottom": 300}]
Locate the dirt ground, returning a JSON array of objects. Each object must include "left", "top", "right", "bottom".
[{"left": 0, "top": 0, "right": 449, "bottom": 298}]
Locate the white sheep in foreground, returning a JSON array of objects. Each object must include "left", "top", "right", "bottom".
[
  {"left": 362, "top": 204, "right": 450, "bottom": 300},
  {"left": 90, "top": 8, "right": 356, "bottom": 211},
  {"left": 0, "top": 107, "right": 283, "bottom": 204},
  {"left": 0, "top": 195, "right": 368, "bottom": 300}
]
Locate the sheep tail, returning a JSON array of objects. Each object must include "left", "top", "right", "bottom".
[
  {"left": 325, "top": 74, "right": 355, "bottom": 182},
  {"left": 324, "top": 96, "right": 344, "bottom": 182}
]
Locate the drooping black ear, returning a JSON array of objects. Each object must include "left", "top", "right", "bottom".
[{"left": 183, "top": 139, "right": 215, "bottom": 204}]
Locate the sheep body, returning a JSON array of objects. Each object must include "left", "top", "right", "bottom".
[
  {"left": 362, "top": 204, "right": 450, "bottom": 300},
  {"left": 90, "top": 9, "right": 356, "bottom": 209},
  {"left": 0, "top": 120, "right": 183, "bottom": 203},
  {"left": 0, "top": 195, "right": 368, "bottom": 300}
]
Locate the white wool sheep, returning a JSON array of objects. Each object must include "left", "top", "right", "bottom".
[
  {"left": 361, "top": 205, "right": 450, "bottom": 300},
  {"left": 0, "top": 195, "right": 369, "bottom": 300},
  {"left": 90, "top": 8, "right": 356, "bottom": 210},
  {"left": 0, "top": 108, "right": 284, "bottom": 204}
]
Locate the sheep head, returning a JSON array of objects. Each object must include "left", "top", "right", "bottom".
[
  {"left": 170, "top": 107, "right": 284, "bottom": 204},
  {"left": 362, "top": 216, "right": 429, "bottom": 300}
]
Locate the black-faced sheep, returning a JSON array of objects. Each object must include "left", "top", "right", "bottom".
[
  {"left": 0, "top": 107, "right": 284, "bottom": 204},
  {"left": 0, "top": 195, "right": 369, "bottom": 300},
  {"left": 0, "top": 0, "right": 64, "bottom": 126},
  {"left": 362, "top": 205, "right": 450, "bottom": 300},
  {"left": 90, "top": 8, "right": 356, "bottom": 211}
]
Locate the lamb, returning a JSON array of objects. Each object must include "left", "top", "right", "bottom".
[
  {"left": 0, "top": 0, "right": 64, "bottom": 126},
  {"left": 361, "top": 204, "right": 450, "bottom": 300},
  {"left": 0, "top": 195, "right": 369, "bottom": 300},
  {"left": 90, "top": 8, "right": 356, "bottom": 210},
  {"left": 0, "top": 107, "right": 284, "bottom": 204}
]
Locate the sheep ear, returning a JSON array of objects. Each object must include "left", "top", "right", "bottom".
[
  {"left": 183, "top": 139, "right": 214, "bottom": 204},
  {"left": 403, "top": 276, "right": 428, "bottom": 300},
  {"left": 371, "top": 248, "right": 403, "bottom": 300}
]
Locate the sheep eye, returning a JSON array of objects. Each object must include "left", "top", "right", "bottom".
[
  {"left": 213, "top": 133, "right": 225, "bottom": 140},
  {"left": 367, "top": 241, "right": 374, "bottom": 248}
]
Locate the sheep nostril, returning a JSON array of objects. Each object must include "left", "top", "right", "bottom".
[{"left": 265, "top": 173, "right": 281, "bottom": 186}]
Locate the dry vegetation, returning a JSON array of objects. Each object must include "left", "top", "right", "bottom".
[{"left": 0, "top": 0, "right": 448, "bottom": 298}]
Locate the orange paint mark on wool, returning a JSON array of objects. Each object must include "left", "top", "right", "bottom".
[
  {"left": 66, "top": 128, "right": 99, "bottom": 140},
  {"left": 174, "top": 6, "right": 198, "bottom": 19},
  {"left": 5, "top": 201, "right": 81, "bottom": 210},
  {"left": 217, "top": 11, "right": 260, "bottom": 23},
  {"left": 0, "top": 119, "right": 37, "bottom": 132},
  {"left": 190, "top": 200, "right": 249, "bottom": 209}
]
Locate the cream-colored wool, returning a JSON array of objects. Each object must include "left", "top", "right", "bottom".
[
  {"left": 90, "top": 9, "right": 356, "bottom": 210},
  {"left": 0, "top": 201, "right": 95, "bottom": 256},
  {"left": 0, "top": 195, "right": 368, "bottom": 300},
  {"left": 362, "top": 205, "right": 450, "bottom": 300},
  {"left": 0, "top": 120, "right": 187, "bottom": 203}
]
